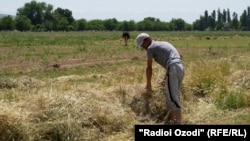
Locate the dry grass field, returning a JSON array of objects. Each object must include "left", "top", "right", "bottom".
[{"left": 0, "top": 31, "right": 249, "bottom": 140}]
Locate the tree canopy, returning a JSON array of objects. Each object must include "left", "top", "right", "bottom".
[{"left": 0, "top": 0, "right": 249, "bottom": 31}]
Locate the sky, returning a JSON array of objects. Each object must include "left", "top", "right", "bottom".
[{"left": 1, "top": 0, "right": 249, "bottom": 24}]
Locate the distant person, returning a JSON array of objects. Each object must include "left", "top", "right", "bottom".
[
  {"left": 136, "top": 33, "right": 185, "bottom": 125},
  {"left": 122, "top": 31, "right": 130, "bottom": 46}
]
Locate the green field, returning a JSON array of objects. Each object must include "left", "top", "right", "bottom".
[{"left": 0, "top": 31, "right": 250, "bottom": 140}]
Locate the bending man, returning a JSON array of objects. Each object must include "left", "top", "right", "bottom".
[{"left": 136, "top": 33, "right": 185, "bottom": 124}]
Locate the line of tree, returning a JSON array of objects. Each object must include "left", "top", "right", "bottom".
[
  {"left": 193, "top": 8, "right": 250, "bottom": 31},
  {"left": 0, "top": 0, "right": 249, "bottom": 31}
]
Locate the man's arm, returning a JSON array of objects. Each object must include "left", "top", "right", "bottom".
[{"left": 146, "top": 57, "right": 153, "bottom": 90}]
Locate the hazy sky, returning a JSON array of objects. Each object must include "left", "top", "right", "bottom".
[{"left": 1, "top": 0, "right": 249, "bottom": 23}]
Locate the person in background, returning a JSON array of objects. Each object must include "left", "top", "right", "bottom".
[
  {"left": 136, "top": 33, "right": 185, "bottom": 125},
  {"left": 122, "top": 31, "right": 130, "bottom": 46}
]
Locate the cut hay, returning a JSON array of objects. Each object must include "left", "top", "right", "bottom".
[{"left": 0, "top": 114, "right": 27, "bottom": 141}]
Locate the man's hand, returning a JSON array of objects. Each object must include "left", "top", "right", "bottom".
[{"left": 145, "top": 85, "right": 152, "bottom": 91}]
